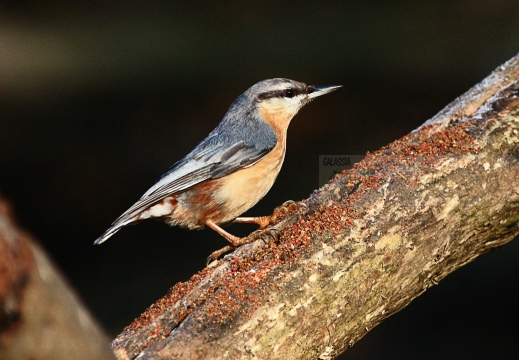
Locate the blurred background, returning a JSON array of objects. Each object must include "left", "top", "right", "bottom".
[{"left": 0, "top": 1, "right": 518, "bottom": 359}]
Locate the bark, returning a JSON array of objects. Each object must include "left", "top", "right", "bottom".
[
  {"left": 112, "top": 53, "right": 519, "bottom": 359},
  {"left": 0, "top": 199, "right": 116, "bottom": 360}
]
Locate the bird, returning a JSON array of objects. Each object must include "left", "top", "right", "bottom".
[{"left": 94, "top": 78, "right": 341, "bottom": 261}]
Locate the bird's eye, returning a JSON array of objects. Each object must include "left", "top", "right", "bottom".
[{"left": 284, "top": 89, "right": 294, "bottom": 98}]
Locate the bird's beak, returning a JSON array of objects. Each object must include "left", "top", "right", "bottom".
[{"left": 307, "top": 84, "right": 342, "bottom": 99}]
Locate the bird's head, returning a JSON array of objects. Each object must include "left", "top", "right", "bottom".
[{"left": 244, "top": 78, "right": 341, "bottom": 134}]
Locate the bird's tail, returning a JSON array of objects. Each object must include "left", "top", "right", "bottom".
[{"left": 93, "top": 219, "right": 133, "bottom": 245}]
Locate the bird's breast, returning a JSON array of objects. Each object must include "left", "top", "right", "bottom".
[
  {"left": 160, "top": 137, "right": 288, "bottom": 229},
  {"left": 213, "top": 139, "right": 286, "bottom": 222}
]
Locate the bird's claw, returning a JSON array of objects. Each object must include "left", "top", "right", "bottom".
[
  {"left": 284, "top": 200, "right": 308, "bottom": 213},
  {"left": 269, "top": 200, "right": 308, "bottom": 223},
  {"left": 205, "top": 227, "right": 281, "bottom": 267},
  {"left": 205, "top": 201, "right": 307, "bottom": 266},
  {"left": 250, "top": 227, "right": 279, "bottom": 244},
  {"left": 206, "top": 244, "right": 234, "bottom": 267}
]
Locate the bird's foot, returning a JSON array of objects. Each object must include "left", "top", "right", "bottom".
[
  {"left": 205, "top": 228, "right": 280, "bottom": 267},
  {"left": 249, "top": 227, "right": 279, "bottom": 243},
  {"left": 206, "top": 245, "right": 235, "bottom": 267},
  {"left": 271, "top": 200, "right": 308, "bottom": 222},
  {"left": 206, "top": 201, "right": 307, "bottom": 266},
  {"left": 233, "top": 200, "right": 308, "bottom": 229}
]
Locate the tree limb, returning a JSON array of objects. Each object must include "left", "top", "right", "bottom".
[
  {"left": 112, "top": 53, "right": 519, "bottom": 360},
  {"left": 0, "top": 199, "right": 116, "bottom": 360}
]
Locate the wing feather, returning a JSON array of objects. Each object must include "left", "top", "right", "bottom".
[
  {"left": 109, "top": 140, "right": 273, "bottom": 227},
  {"left": 94, "top": 105, "right": 278, "bottom": 245}
]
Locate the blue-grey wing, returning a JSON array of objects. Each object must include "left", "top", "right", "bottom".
[
  {"left": 110, "top": 137, "right": 275, "bottom": 225},
  {"left": 105, "top": 94, "right": 279, "bottom": 229}
]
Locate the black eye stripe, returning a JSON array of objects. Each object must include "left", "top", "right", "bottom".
[{"left": 257, "top": 87, "right": 306, "bottom": 101}]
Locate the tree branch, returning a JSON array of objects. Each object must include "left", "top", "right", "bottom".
[
  {"left": 112, "top": 53, "right": 519, "bottom": 360},
  {"left": 0, "top": 199, "right": 116, "bottom": 360}
]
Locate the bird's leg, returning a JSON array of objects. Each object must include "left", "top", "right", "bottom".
[
  {"left": 205, "top": 219, "right": 251, "bottom": 246},
  {"left": 205, "top": 219, "right": 257, "bottom": 265},
  {"left": 232, "top": 216, "right": 271, "bottom": 229},
  {"left": 234, "top": 200, "right": 306, "bottom": 229},
  {"left": 205, "top": 201, "right": 307, "bottom": 265}
]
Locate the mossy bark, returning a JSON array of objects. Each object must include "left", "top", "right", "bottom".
[{"left": 113, "top": 53, "right": 519, "bottom": 360}]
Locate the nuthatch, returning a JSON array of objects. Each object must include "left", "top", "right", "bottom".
[{"left": 95, "top": 78, "right": 340, "bottom": 261}]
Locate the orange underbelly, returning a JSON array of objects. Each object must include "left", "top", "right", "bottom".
[
  {"left": 165, "top": 141, "right": 286, "bottom": 229},
  {"left": 212, "top": 142, "right": 285, "bottom": 222}
]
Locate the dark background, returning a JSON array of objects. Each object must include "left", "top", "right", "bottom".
[{"left": 1, "top": 1, "right": 518, "bottom": 359}]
